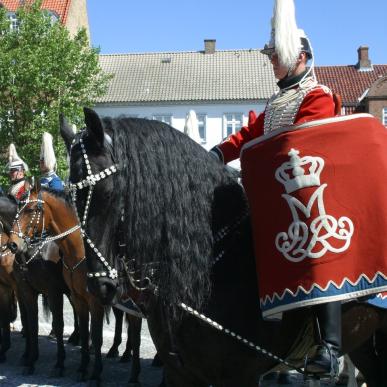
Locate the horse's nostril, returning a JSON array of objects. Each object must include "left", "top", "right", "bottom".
[{"left": 8, "top": 242, "right": 18, "bottom": 254}]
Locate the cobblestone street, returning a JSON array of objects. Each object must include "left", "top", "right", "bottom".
[
  {"left": 0, "top": 297, "right": 360, "bottom": 386},
  {"left": 0, "top": 297, "right": 163, "bottom": 387}
]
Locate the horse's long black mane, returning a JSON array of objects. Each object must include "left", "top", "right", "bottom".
[{"left": 101, "top": 117, "right": 250, "bottom": 312}]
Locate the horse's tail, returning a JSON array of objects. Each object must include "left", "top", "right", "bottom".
[{"left": 42, "top": 294, "right": 51, "bottom": 321}]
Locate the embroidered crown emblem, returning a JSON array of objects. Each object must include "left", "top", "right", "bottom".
[{"left": 275, "top": 148, "right": 324, "bottom": 194}]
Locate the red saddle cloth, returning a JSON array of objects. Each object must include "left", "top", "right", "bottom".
[{"left": 240, "top": 114, "right": 387, "bottom": 317}]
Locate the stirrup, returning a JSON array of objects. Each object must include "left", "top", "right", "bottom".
[{"left": 303, "top": 345, "right": 339, "bottom": 381}]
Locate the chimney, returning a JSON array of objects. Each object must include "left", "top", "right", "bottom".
[
  {"left": 356, "top": 46, "right": 372, "bottom": 71},
  {"left": 204, "top": 39, "right": 216, "bottom": 54}
]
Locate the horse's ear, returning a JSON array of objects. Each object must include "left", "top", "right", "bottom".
[
  {"left": 60, "top": 113, "right": 75, "bottom": 153},
  {"left": 84, "top": 107, "right": 104, "bottom": 149}
]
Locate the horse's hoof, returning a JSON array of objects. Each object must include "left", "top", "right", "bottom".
[
  {"left": 21, "top": 365, "right": 34, "bottom": 375},
  {"left": 68, "top": 332, "right": 80, "bottom": 346},
  {"left": 119, "top": 352, "right": 132, "bottom": 363},
  {"left": 50, "top": 367, "right": 65, "bottom": 378},
  {"left": 106, "top": 348, "right": 119, "bottom": 358}
]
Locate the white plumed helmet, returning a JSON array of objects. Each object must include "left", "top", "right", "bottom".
[
  {"left": 7, "top": 143, "right": 28, "bottom": 172},
  {"left": 261, "top": 0, "right": 313, "bottom": 69},
  {"left": 40, "top": 132, "right": 57, "bottom": 172}
]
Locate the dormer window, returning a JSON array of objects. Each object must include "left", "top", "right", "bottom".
[
  {"left": 45, "top": 10, "right": 59, "bottom": 24},
  {"left": 7, "top": 12, "right": 19, "bottom": 31}
]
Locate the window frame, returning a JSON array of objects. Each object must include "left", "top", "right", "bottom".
[
  {"left": 152, "top": 114, "right": 172, "bottom": 126},
  {"left": 383, "top": 107, "right": 387, "bottom": 126},
  {"left": 196, "top": 113, "right": 207, "bottom": 144},
  {"left": 223, "top": 113, "right": 243, "bottom": 138},
  {"left": 7, "top": 12, "right": 19, "bottom": 31}
]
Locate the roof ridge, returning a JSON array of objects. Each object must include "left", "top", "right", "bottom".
[{"left": 99, "top": 48, "right": 262, "bottom": 57}]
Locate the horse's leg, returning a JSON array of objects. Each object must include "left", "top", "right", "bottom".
[
  {"left": 106, "top": 306, "right": 123, "bottom": 358},
  {"left": 66, "top": 293, "right": 80, "bottom": 346},
  {"left": 72, "top": 295, "right": 90, "bottom": 381},
  {"left": 17, "top": 297, "right": 29, "bottom": 363},
  {"left": 374, "top": 330, "right": 387, "bottom": 385},
  {"left": 88, "top": 299, "right": 105, "bottom": 386},
  {"left": 48, "top": 290, "right": 65, "bottom": 376},
  {"left": 121, "top": 313, "right": 133, "bottom": 363},
  {"left": 0, "top": 322, "right": 10, "bottom": 363},
  {"left": 20, "top": 289, "right": 39, "bottom": 375},
  {"left": 127, "top": 315, "right": 142, "bottom": 386},
  {"left": 349, "top": 334, "right": 382, "bottom": 387}
]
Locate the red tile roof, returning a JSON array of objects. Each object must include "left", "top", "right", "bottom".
[
  {"left": 315, "top": 65, "right": 387, "bottom": 106},
  {"left": 0, "top": 0, "right": 71, "bottom": 23}
]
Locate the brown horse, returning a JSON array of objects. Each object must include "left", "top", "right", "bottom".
[
  {"left": 8, "top": 183, "right": 144, "bottom": 386},
  {"left": 0, "top": 223, "right": 17, "bottom": 363},
  {"left": 61, "top": 108, "right": 387, "bottom": 387},
  {"left": 0, "top": 193, "right": 80, "bottom": 375}
]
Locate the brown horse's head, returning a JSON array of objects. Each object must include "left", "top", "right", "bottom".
[
  {"left": 0, "top": 224, "right": 15, "bottom": 274},
  {"left": 8, "top": 179, "right": 45, "bottom": 255}
]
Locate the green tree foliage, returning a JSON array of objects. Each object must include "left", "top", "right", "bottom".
[{"left": 0, "top": 0, "right": 111, "bottom": 188}]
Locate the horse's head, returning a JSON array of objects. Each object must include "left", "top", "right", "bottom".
[
  {"left": 0, "top": 222, "right": 15, "bottom": 274},
  {"left": 8, "top": 179, "right": 41, "bottom": 254},
  {"left": 61, "top": 108, "right": 120, "bottom": 305}
]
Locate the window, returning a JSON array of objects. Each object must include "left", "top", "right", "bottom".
[
  {"left": 383, "top": 108, "right": 387, "bottom": 126},
  {"left": 152, "top": 115, "right": 172, "bottom": 125},
  {"left": 197, "top": 114, "right": 207, "bottom": 143},
  {"left": 45, "top": 10, "right": 59, "bottom": 25},
  {"left": 7, "top": 12, "right": 19, "bottom": 31},
  {"left": 223, "top": 113, "right": 243, "bottom": 138}
]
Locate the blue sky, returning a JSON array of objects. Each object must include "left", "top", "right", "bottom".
[{"left": 87, "top": 0, "right": 387, "bottom": 66}]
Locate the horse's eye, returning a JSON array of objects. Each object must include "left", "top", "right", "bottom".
[{"left": 25, "top": 208, "right": 35, "bottom": 213}]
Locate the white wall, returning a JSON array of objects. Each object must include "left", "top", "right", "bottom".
[{"left": 94, "top": 102, "right": 265, "bottom": 151}]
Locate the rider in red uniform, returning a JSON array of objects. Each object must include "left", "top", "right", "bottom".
[{"left": 210, "top": 0, "right": 341, "bottom": 379}]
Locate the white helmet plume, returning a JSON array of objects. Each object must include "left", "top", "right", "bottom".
[
  {"left": 40, "top": 132, "right": 57, "bottom": 172},
  {"left": 7, "top": 143, "right": 29, "bottom": 171},
  {"left": 273, "top": 0, "right": 302, "bottom": 68},
  {"left": 184, "top": 110, "right": 201, "bottom": 144}
]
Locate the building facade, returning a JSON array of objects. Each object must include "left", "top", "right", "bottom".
[
  {"left": 0, "top": 0, "right": 89, "bottom": 37},
  {"left": 95, "top": 41, "right": 387, "bottom": 156}
]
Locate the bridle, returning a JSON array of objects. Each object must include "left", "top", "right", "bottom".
[
  {"left": 10, "top": 190, "right": 83, "bottom": 268},
  {"left": 0, "top": 221, "right": 12, "bottom": 259},
  {"left": 67, "top": 131, "right": 119, "bottom": 280}
]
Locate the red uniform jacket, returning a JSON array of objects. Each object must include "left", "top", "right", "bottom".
[{"left": 217, "top": 87, "right": 336, "bottom": 164}]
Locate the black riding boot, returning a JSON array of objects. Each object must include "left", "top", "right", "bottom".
[{"left": 305, "top": 301, "right": 341, "bottom": 377}]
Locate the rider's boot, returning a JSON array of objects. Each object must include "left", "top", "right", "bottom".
[{"left": 305, "top": 301, "right": 341, "bottom": 377}]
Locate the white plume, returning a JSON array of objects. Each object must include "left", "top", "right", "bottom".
[
  {"left": 8, "top": 143, "right": 28, "bottom": 171},
  {"left": 273, "top": 0, "right": 302, "bottom": 68},
  {"left": 40, "top": 132, "right": 57, "bottom": 172},
  {"left": 184, "top": 110, "right": 201, "bottom": 144}
]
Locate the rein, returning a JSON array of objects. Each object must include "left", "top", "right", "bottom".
[
  {"left": 11, "top": 190, "right": 85, "bottom": 269},
  {"left": 67, "top": 133, "right": 118, "bottom": 280}
]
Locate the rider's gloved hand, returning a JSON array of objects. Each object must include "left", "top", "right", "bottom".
[{"left": 209, "top": 146, "right": 224, "bottom": 164}]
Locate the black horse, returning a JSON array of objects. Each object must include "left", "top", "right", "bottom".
[
  {"left": 0, "top": 193, "right": 79, "bottom": 375},
  {"left": 61, "top": 108, "right": 387, "bottom": 387}
]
